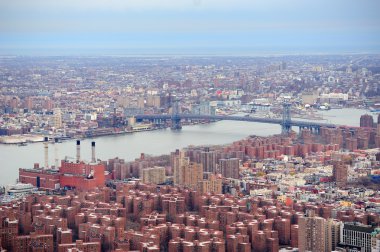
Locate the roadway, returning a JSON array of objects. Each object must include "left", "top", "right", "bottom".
[{"left": 134, "top": 114, "right": 338, "bottom": 129}]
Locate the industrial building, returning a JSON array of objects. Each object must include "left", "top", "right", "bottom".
[{"left": 19, "top": 140, "right": 105, "bottom": 191}]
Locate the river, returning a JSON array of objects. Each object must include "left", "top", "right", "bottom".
[{"left": 0, "top": 108, "right": 375, "bottom": 186}]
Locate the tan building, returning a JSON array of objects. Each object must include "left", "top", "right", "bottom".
[
  {"left": 183, "top": 162, "right": 203, "bottom": 190},
  {"left": 198, "top": 173, "right": 222, "bottom": 194},
  {"left": 53, "top": 108, "right": 63, "bottom": 129},
  {"left": 301, "top": 91, "right": 318, "bottom": 105},
  {"left": 298, "top": 211, "right": 326, "bottom": 252},
  {"left": 173, "top": 151, "right": 189, "bottom": 186},
  {"left": 325, "top": 219, "right": 341, "bottom": 252},
  {"left": 137, "top": 97, "right": 145, "bottom": 109},
  {"left": 146, "top": 95, "right": 161, "bottom": 108},
  {"left": 141, "top": 166, "right": 166, "bottom": 185}
]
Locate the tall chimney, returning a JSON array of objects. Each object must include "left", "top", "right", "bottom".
[
  {"left": 54, "top": 138, "right": 59, "bottom": 169},
  {"left": 76, "top": 140, "right": 81, "bottom": 163},
  {"left": 91, "top": 141, "right": 96, "bottom": 163},
  {"left": 44, "top": 137, "right": 49, "bottom": 169}
]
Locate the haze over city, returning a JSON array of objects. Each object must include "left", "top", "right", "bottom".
[{"left": 0, "top": 0, "right": 380, "bottom": 55}]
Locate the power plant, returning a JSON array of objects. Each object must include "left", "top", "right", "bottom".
[{"left": 18, "top": 140, "right": 106, "bottom": 190}]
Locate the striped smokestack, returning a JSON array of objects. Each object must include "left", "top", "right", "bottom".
[
  {"left": 44, "top": 137, "right": 49, "bottom": 169},
  {"left": 54, "top": 138, "right": 59, "bottom": 169},
  {"left": 76, "top": 140, "right": 81, "bottom": 163},
  {"left": 91, "top": 141, "right": 96, "bottom": 163}
]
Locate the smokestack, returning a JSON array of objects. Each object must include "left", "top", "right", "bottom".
[
  {"left": 44, "top": 137, "right": 49, "bottom": 169},
  {"left": 76, "top": 140, "right": 81, "bottom": 163},
  {"left": 91, "top": 141, "right": 96, "bottom": 163},
  {"left": 54, "top": 138, "right": 59, "bottom": 169}
]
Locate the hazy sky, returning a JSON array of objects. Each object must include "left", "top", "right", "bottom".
[{"left": 0, "top": 0, "right": 379, "bottom": 55}]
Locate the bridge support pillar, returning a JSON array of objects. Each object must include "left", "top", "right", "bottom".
[
  {"left": 171, "top": 116, "right": 182, "bottom": 130},
  {"left": 281, "top": 102, "right": 292, "bottom": 135},
  {"left": 171, "top": 98, "right": 182, "bottom": 130},
  {"left": 315, "top": 126, "right": 321, "bottom": 135}
]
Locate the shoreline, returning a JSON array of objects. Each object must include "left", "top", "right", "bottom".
[{"left": 0, "top": 120, "right": 217, "bottom": 145}]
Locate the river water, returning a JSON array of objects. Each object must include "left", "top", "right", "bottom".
[{"left": 0, "top": 108, "right": 375, "bottom": 186}]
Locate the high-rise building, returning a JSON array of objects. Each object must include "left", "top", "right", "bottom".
[
  {"left": 23, "top": 96, "right": 33, "bottom": 111},
  {"left": 332, "top": 160, "right": 348, "bottom": 187},
  {"left": 200, "top": 149, "right": 217, "bottom": 173},
  {"left": 325, "top": 219, "right": 341, "bottom": 252},
  {"left": 137, "top": 96, "right": 145, "bottom": 109},
  {"left": 173, "top": 151, "right": 189, "bottom": 186},
  {"left": 197, "top": 172, "right": 222, "bottom": 194},
  {"left": 371, "top": 228, "right": 380, "bottom": 252},
  {"left": 298, "top": 211, "right": 326, "bottom": 252},
  {"left": 183, "top": 162, "right": 203, "bottom": 190},
  {"left": 53, "top": 108, "right": 63, "bottom": 129},
  {"left": 43, "top": 97, "right": 54, "bottom": 111},
  {"left": 219, "top": 158, "right": 240, "bottom": 179},
  {"left": 191, "top": 101, "right": 216, "bottom": 116},
  {"left": 9, "top": 96, "right": 19, "bottom": 110},
  {"left": 141, "top": 166, "right": 166, "bottom": 185},
  {"left": 360, "top": 114, "right": 374, "bottom": 128},
  {"left": 280, "top": 61, "right": 287, "bottom": 70},
  {"left": 58, "top": 240, "right": 101, "bottom": 252},
  {"left": 146, "top": 95, "right": 161, "bottom": 108},
  {"left": 340, "top": 222, "right": 374, "bottom": 252},
  {"left": 13, "top": 233, "right": 54, "bottom": 252}
]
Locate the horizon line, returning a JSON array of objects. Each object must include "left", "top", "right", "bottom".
[{"left": 1, "top": 51, "right": 380, "bottom": 58}]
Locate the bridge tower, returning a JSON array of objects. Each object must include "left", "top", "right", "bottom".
[
  {"left": 112, "top": 101, "right": 117, "bottom": 128},
  {"left": 281, "top": 101, "right": 292, "bottom": 134},
  {"left": 171, "top": 98, "right": 182, "bottom": 130}
]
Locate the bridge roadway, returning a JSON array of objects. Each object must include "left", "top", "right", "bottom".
[{"left": 134, "top": 114, "right": 338, "bottom": 129}]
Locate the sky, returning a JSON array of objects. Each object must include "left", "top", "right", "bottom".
[{"left": 0, "top": 0, "right": 379, "bottom": 55}]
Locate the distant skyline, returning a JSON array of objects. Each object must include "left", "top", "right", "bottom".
[{"left": 0, "top": 0, "right": 379, "bottom": 55}]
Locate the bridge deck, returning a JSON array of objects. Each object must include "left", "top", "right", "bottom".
[{"left": 134, "top": 114, "right": 338, "bottom": 128}]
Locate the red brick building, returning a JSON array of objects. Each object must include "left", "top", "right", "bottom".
[
  {"left": 19, "top": 168, "right": 60, "bottom": 190},
  {"left": 18, "top": 160, "right": 105, "bottom": 191},
  {"left": 59, "top": 161, "right": 105, "bottom": 190},
  {"left": 12, "top": 233, "right": 54, "bottom": 252},
  {"left": 58, "top": 240, "right": 101, "bottom": 252},
  {"left": 19, "top": 141, "right": 105, "bottom": 191}
]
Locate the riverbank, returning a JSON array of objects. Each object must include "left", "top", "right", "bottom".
[
  {"left": 0, "top": 134, "right": 45, "bottom": 144},
  {"left": 0, "top": 108, "right": 370, "bottom": 186},
  {"left": 0, "top": 120, "right": 218, "bottom": 145}
]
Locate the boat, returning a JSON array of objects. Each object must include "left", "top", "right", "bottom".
[
  {"left": 369, "top": 107, "right": 380, "bottom": 112},
  {"left": 17, "top": 142, "right": 28, "bottom": 147}
]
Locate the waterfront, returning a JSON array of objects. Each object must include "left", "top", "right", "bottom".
[{"left": 0, "top": 108, "right": 374, "bottom": 186}]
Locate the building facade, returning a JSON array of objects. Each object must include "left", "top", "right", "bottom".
[{"left": 340, "top": 222, "right": 374, "bottom": 252}]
